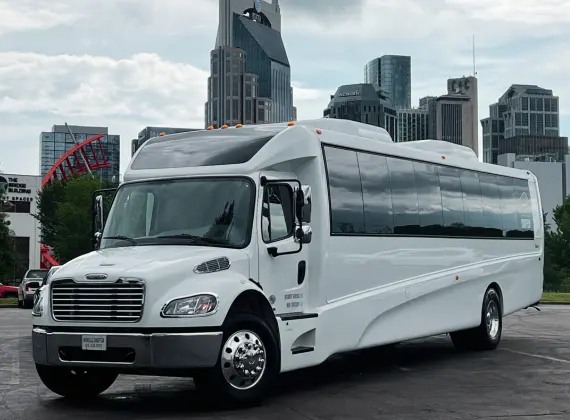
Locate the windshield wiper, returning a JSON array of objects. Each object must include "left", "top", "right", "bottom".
[
  {"left": 155, "top": 234, "right": 227, "bottom": 246},
  {"left": 102, "top": 235, "right": 138, "bottom": 246}
]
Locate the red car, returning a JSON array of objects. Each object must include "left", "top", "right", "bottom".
[{"left": 0, "top": 283, "right": 18, "bottom": 298}]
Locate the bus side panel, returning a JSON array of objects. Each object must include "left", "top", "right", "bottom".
[{"left": 312, "top": 235, "right": 540, "bottom": 359}]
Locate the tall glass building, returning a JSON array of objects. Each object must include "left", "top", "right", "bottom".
[
  {"left": 205, "top": 0, "right": 293, "bottom": 127},
  {"left": 39, "top": 125, "right": 120, "bottom": 184},
  {"left": 364, "top": 55, "right": 411, "bottom": 110},
  {"left": 481, "top": 85, "right": 561, "bottom": 164}
]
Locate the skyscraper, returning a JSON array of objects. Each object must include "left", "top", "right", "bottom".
[
  {"left": 364, "top": 55, "right": 411, "bottom": 109},
  {"left": 481, "top": 84, "right": 561, "bottom": 164},
  {"left": 205, "top": 0, "right": 293, "bottom": 127}
]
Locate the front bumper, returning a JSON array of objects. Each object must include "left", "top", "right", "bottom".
[{"left": 32, "top": 327, "right": 223, "bottom": 369}]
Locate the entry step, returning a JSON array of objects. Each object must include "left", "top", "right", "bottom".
[{"left": 291, "top": 346, "right": 314, "bottom": 355}]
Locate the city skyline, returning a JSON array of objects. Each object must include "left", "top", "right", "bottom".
[{"left": 1, "top": 0, "right": 569, "bottom": 176}]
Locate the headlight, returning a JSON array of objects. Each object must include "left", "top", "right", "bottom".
[
  {"left": 32, "top": 296, "right": 44, "bottom": 317},
  {"left": 161, "top": 294, "right": 218, "bottom": 317}
]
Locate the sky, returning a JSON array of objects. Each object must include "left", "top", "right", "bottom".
[{"left": 1, "top": 0, "right": 569, "bottom": 176}]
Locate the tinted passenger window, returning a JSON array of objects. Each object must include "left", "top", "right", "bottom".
[
  {"left": 479, "top": 174, "right": 503, "bottom": 237},
  {"left": 414, "top": 162, "right": 443, "bottom": 234},
  {"left": 357, "top": 153, "right": 394, "bottom": 234},
  {"left": 324, "top": 147, "right": 365, "bottom": 234},
  {"left": 261, "top": 184, "right": 294, "bottom": 242},
  {"left": 497, "top": 176, "right": 519, "bottom": 236},
  {"left": 387, "top": 157, "right": 419, "bottom": 234},
  {"left": 460, "top": 171, "right": 483, "bottom": 235},
  {"left": 438, "top": 166, "right": 465, "bottom": 233},
  {"left": 513, "top": 178, "right": 534, "bottom": 237}
]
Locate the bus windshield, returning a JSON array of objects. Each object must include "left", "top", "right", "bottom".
[{"left": 100, "top": 177, "right": 255, "bottom": 250}]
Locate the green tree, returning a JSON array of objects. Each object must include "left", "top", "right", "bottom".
[
  {"left": 0, "top": 188, "right": 18, "bottom": 282},
  {"left": 544, "top": 197, "right": 570, "bottom": 291},
  {"left": 33, "top": 174, "right": 116, "bottom": 264}
]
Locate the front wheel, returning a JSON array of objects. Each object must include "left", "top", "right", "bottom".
[
  {"left": 36, "top": 364, "right": 118, "bottom": 398},
  {"left": 193, "top": 313, "right": 279, "bottom": 405},
  {"left": 450, "top": 287, "right": 502, "bottom": 351}
]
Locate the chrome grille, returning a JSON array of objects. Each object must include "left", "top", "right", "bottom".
[
  {"left": 193, "top": 257, "right": 231, "bottom": 274},
  {"left": 50, "top": 279, "right": 144, "bottom": 322}
]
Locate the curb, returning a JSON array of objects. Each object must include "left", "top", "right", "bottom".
[{"left": 538, "top": 301, "right": 570, "bottom": 305}]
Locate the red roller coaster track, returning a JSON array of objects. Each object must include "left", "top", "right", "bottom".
[{"left": 40, "top": 134, "right": 111, "bottom": 269}]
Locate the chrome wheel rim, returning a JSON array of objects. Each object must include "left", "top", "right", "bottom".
[
  {"left": 486, "top": 300, "right": 500, "bottom": 339},
  {"left": 221, "top": 330, "right": 266, "bottom": 390}
]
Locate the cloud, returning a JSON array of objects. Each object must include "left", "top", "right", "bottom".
[{"left": 0, "top": 0, "right": 79, "bottom": 35}]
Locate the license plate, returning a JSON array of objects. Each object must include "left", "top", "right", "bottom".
[{"left": 81, "top": 335, "right": 107, "bottom": 351}]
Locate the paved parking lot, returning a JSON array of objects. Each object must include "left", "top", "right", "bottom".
[{"left": 2, "top": 306, "right": 570, "bottom": 420}]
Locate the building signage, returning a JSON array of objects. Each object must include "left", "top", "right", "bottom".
[
  {"left": 338, "top": 91, "right": 359, "bottom": 97},
  {"left": 0, "top": 176, "right": 33, "bottom": 202}
]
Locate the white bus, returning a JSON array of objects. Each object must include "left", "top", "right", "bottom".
[{"left": 32, "top": 119, "right": 544, "bottom": 403}]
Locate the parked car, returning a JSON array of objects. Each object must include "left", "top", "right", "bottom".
[
  {"left": 0, "top": 283, "right": 18, "bottom": 299},
  {"left": 18, "top": 269, "right": 48, "bottom": 309},
  {"left": 33, "top": 266, "right": 61, "bottom": 306}
]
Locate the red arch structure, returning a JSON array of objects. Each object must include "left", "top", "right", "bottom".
[{"left": 40, "top": 134, "right": 111, "bottom": 269}]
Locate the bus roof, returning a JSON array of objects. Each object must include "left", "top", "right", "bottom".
[{"left": 123, "top": 119, "right": 534, "bottom": 183}]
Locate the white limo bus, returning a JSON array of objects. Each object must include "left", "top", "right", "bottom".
[{"left": 31, "top": 118, "right": 544, "bottom": 403}]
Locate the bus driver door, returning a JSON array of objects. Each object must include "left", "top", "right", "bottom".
[{"left": 256, "top": 174, "right": 312, "bottom": 318}]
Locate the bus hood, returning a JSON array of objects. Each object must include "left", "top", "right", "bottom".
[{"left": 54, "top": 245, "right": 250, "bottom": 283}]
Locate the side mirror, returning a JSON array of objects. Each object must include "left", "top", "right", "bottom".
[
  {"left": 295, "top": 189, "right": 304, "bottom": 223},
  {"left": 301, "top": 185, "right": 312, "bottom": 223},
  {"left": 94, "top": 195, "right": 104, "bottom": 233}
]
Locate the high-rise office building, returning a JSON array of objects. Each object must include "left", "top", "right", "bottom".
[
  {"left": 205, "top": 0, "right": 293, "bottom": 127},
  {"left": 323, "top": 83, "right": 397, "bottom": 141},
  {"left": 397, "top": 109, "right": 428, "bottom": 142},
  {"left": 418, "top": 76, "right": 479, "bottom": 156},
  {"left": 39, "top": 125, "right": 120, "bottom": 184},
  {"left": 481, "top": 84, "right": 561, "bottom": 164},
  {"left": 364, "top": 55, "right": 411, "bottom": 109}
]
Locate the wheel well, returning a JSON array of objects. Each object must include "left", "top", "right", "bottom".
[
  {"left": 226, "top": 290, "right": 281, "bottom": 354},
  {"left": 487, "top": 282, "right": 503, "bottom": 314}
]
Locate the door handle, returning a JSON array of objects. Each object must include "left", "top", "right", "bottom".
[{"left": 297, "top": 261, "right": 306, "bottom": 285}]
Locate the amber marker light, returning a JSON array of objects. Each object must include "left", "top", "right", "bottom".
[
  {"left": 287, "top": 121, "right": 295, "bottom": 126},
  {"left": 316, "top": 129, "right": 322, "bottom": 135},
  {"left": 236, "top": 124, "right": 243, "bottom": 128},
  {"left": 159, "top": 132, "right": 166, "bottom": 136},
  {"left": 207, "top": 126, "right": 214, "bottom": 130},
  {"left": 221, "top": 124, "right": 229, "bottom": 129}
]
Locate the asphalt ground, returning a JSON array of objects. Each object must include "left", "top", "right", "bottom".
[{"left": 1, "top": 306, "right": 570, "bottom": 420}]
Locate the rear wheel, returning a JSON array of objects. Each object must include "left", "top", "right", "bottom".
[
  {"left": 193, "top": 313, "right": 279, "bottom": 405},
  {"left": 36, "top": 364, "right": 118, "bottom": 398},
  {"left": 450, "top": 287, "right": 502, "bottom": 351}
]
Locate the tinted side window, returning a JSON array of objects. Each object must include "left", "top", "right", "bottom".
[
  {"left": 438, "top": 166, "right": 465, "bottom": 235},
  {"left": 414, "top": 162, "right": 443, "bottom": 235},
  {"left": 497, "top": 176, "right": 519, "bottom": 236},
  {"left": 357, "top": 153, "right": 394, "bottom": 234},
  {"left": 261, "top": 184, "right": 294, "bottom": 242},
  {"left": 324, "top": 147, "right": 365, "bottom": 234},
  {"left": 460, "top": 170, "right": 484, "bottom": 236},
  {"left": 387, "top": 157, "right": 419, "bottom": 234},
  {"left": 479, "top": 174, "right": 503, "bottom": 237},
  {"left": 512, "top": 178, "right": 534, "bottom": 238}
]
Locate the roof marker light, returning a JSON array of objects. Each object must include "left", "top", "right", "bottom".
[
  {"left": 159, "top": 132, "right": 166, "bottom": 136},
  {"left": 441, "top": 155, "right": 446, "bottom": 160},
  {"left": 221, "top": 124, "right": 229, "bottom": 129},
  {"left": 288, "top": 121, "right": 295, "bottom": 126},
  {"left": 236, "top": 124, "right": 243, "bottom": 128},
  {"left": 207, "top": 126, "right": 214, "bottom": 130},
  {"left": 316, "top": 129, "right": 322, "bottom": 135}
]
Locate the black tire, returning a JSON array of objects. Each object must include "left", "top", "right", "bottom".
[
  {"left": 36, "top": 364, "right": 118, "bottom": 398},
  {"left": 193, "top": 313, "right": 279, "bottom": 405},
  {"left": 18, "top": 298, "right": 23, "bottom": 308},
  {"left": 450, "top": 287, "right": 502, "bottom": 351}
]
